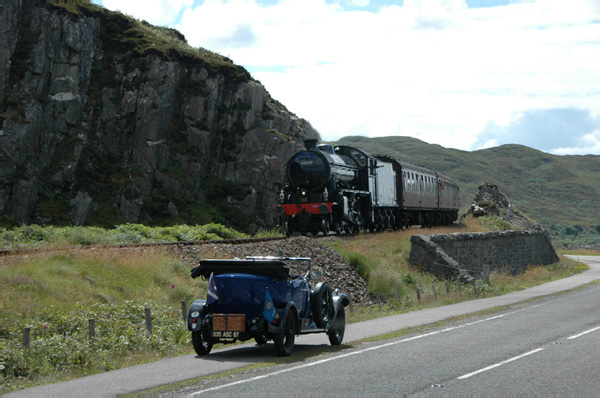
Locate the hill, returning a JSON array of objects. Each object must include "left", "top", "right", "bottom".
[{"left": 333, "top": 136, "right": 600, "bottom": 246}]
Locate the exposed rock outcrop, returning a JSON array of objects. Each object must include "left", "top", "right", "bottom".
[
  {"left": 0, "top": 3, "right": 318, "bottom": 229},
  {"left": 463, "top": 183, "right": 541, "bottom": 231}
]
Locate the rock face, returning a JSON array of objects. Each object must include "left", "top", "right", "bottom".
[{"left": 0, "top": 3, "right": 318, "bottom": 229}]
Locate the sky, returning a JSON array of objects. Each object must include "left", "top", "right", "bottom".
[{"left": 92, "top": 0, "right": 600, "bottom": 155}]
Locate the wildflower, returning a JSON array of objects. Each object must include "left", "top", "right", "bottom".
[{"left": 171, "top": 284, "right": 175, "bottom": 289}]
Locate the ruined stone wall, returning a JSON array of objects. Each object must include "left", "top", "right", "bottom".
[{"left": 409, "top": 230, "right": 559, "bottom": 283}]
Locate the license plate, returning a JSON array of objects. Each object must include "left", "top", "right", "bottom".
[
  {"left": 212, "top": 314, "right": 246, "bottom": 338},
  {"left": 212, "top": 331, "right": 240, "bottom": 338}
]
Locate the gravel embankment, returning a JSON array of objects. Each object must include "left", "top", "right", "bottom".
[{"left": 172, "top": 237, "right": 369, "bottom": 304}]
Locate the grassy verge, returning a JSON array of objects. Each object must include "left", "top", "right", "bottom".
[
  {"left": 0, "top": 223, "right": 248, "bottom": 250},
  {"left": 0, "top": 246, "right": 214, "bottom": 393},
  {"left": 557, "top": 249, "right": 600, "bottom": 256},
  {"left": 0, "top": 219, "right": 593, "bottom": 393},
  {"left": 327, "top": 218, "right": 591, "bottom": 324}
]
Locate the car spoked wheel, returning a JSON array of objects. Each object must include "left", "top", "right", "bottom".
[
  {"left": 192, "top": 331, "right": 213, "bottom": 356},
  {"left": 274, "top": 312, "right": 296, "bottom": 356},
  {"left": 312, "top": 282, "right": 334, "bottom": 328},
  {"left": 328, "top": 306, "right": 345, "bottom": 345}
]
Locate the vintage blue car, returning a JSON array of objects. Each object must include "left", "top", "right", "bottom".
[{"left": 187, "top": 256, "right": 350, "bottom": 356}]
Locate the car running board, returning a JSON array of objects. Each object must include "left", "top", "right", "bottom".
[{"left": 299, "top": 318, "right": 328, "bottom": 334}]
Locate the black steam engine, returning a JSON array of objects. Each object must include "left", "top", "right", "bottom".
[{"left": 275, "top": 139, "right": 460, "bottom": 235}]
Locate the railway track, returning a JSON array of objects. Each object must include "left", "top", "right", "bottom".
[
  {"left": 0, "top": 226, "right": 436, "bottom": 258},
  {"left": 0, "top": 236, "right": 288, "bottom": 257}
]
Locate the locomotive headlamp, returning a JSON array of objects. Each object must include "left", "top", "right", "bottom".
[
  {"left": 324, "top": 188, "right": 329, "bottom": 201},
  {"left": 279, "top": 189, "right": 284, "bottom": 204}
]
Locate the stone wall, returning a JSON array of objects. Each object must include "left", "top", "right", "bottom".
[{"left": 409, "top": 230, "right": 559, "bottom": 283}]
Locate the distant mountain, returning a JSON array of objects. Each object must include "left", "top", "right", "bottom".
[{"left": 334, "top": 136, "right": 600, "bottom": 246}]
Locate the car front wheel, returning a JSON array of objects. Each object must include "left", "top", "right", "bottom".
[
  {"left": 328, "top": 306, "right": 345, "bottom": 346},
  {"left": 192, "top": 331, "right": 213, "bottom": 356},
  {"left": 312, "top": 282, "right": 334, "bottom": 328},
  {"left": 274, "top": 312, "right": 296, "bottom": 356}
]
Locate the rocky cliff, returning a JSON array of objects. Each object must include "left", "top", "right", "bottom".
[{"left": 0, "top": 1, "right": 318, "bottom": 230}]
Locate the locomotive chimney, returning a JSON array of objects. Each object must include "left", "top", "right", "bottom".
[{"left": 304, "top": 139, "right": 318, "bottom": 150}]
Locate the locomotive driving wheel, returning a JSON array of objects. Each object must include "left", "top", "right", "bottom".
[
  {"left": 321, "top": 219, "right": 330, "bottom": 235},
  {"left": 345, "top": 222, "right": 355, "bottom": 234}
]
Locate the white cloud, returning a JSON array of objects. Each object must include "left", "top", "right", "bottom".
[
  {"left": 99, "top": 0, "right": 600, "bottom": 155},
  {"left": 550, "top": 129, "right": 600, "bottom": 155}
]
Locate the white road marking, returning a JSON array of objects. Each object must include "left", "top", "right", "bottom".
[
  {"left": 189, "top": 288, "right": 599, "bottom": 395},
  {"left": 457, "top": 348, "right": 545, "bottom": 380},
  {"left": 568, "top": 325, "right": 600, "bottom": 340},
  {"left": 189, "top": 313, "right": 511, "bottom": 395}
]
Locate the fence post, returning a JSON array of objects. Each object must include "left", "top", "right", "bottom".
[
  {"left": 145, "top": 308, "right": 152, "bottom": 335},
  {"left": 416, "top": 287, "right": 421, "bottom": 302},
  {"left": 433, "top": 285, "right": 438, "bottom": 301},
  {"left": 376, "top": 292, "right": 382, "bottom": 305},
  {"left": 23, "top": 328, "right": 30, "bottom": 350},
  {"left": 446, "top": 281, "right": 450, "bottom": 295},
  {"left": 458, "top": 281, "right": 462, "bottom": 296},
  {"left": 89, "top": 319, "right": 96, "bottom": 340},
  {"left": 396, "top": 288, "right": 402, "bottom": 304},
  {"left": 483, "top": 263, "right": 491, "bottom": 285},
  {"left": 181, "top": 301, "right": 187, "bottom": 322}
]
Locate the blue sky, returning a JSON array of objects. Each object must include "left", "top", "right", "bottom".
[{"left": 92, "top": 0, "right": 600, "bottom": 155}]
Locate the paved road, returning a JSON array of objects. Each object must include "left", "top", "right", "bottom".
[
  {"left": 190, "top": 280, "right": 600, "bottom": 395},
  {"left": 8, "top": 255, "right": 600, "bottom": 397}
]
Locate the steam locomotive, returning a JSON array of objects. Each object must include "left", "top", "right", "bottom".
[{"left": 275, "top": 139, "right": 460, "bottom": 235}]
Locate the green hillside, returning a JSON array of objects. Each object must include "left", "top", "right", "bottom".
[{"left": 333, "top": 136, "right": 600, "bottom": 246}]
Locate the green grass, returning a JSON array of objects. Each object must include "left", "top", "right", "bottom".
[
  {"left": 0, "top": 223, "right": 247, "bottom": 250},
  {"left": 0, "top": 246, "right": 216, "bottom": 393}
]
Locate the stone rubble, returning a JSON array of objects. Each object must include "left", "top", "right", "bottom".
[{"left": 171, "top": 237, "right": 370, "bottom": 304}]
